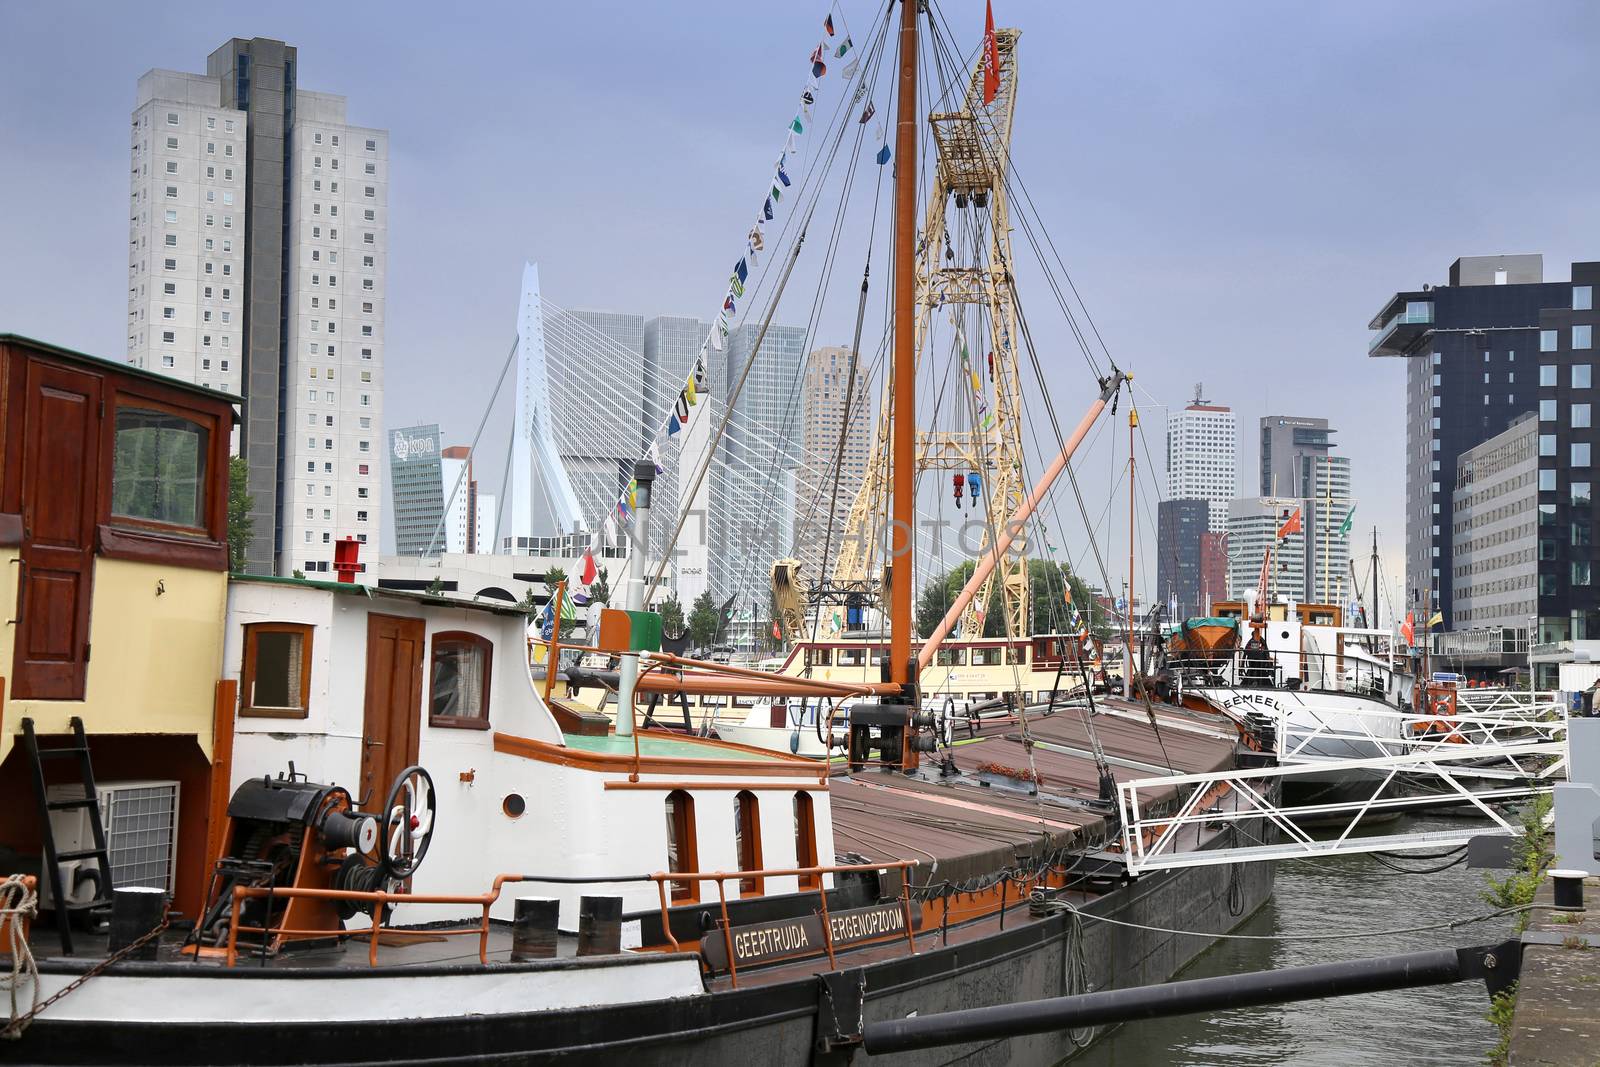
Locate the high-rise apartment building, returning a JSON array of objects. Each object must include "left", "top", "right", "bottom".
[
  {"left": 127, "top": 38, "right": 388, "bottom": 576},
  {"left": 1259, "top": 416, "right": 1354, "bottom": 606},
  {"left": 1166, "top": 392, "right": 1237, "bottom": 532},
  {"left": 1369, "top": 254, "right": 1567, "bottom": 624},
  {"left": 1228, "top": 497, "right": 1306, "bottom": 602},
  {"left": 793, "top": 346, "right": 870, "bottom": 576}
]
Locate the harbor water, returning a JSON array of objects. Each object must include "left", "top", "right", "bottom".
[{"left": 1075, "top": 813, "right": 1516, "bottom": 1066}]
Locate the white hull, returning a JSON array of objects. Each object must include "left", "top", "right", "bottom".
[{"left": 1192, "top": 686, "right": 1409, "bottom": 786}]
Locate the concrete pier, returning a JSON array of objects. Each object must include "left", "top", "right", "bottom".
[{"left": 1506, "top": 875, "right": 1600, "bottom": 1065}]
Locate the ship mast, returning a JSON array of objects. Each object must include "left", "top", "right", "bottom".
[{"left": 888, "top": 0, "right": 919, "bottom": 686}]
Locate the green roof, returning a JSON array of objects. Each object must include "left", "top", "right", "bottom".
[
  {"left": 229, "top": 572, "right": 531, "bottom": 617},
  {"left": 2, "top": 332, "right": 245, "bottom": 406},
  {"left": 560, "top": 732, "right": 773, "bottom": 761}
]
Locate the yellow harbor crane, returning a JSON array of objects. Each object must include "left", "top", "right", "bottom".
[{"left": 778, "top": 27, "right": 1027, "bottom": 645}]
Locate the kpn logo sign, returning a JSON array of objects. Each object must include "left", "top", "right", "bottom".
[{"left": 392, "top": 427, "right": 439, "bottom": 463}]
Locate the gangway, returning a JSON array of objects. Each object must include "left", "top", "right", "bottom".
[{"left": 1117, "top": 739, "right": 1565, "bottom": 875}]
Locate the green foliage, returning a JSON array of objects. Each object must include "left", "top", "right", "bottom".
[
  {"left": 914, "top": 558, "right": 1106, "bottom": 638},
  {"left": 589, "top": 567, "right": 611, "bottom": 606},
  {"left": 544, "top": 566, "right": 567, "bottom": 587},
  {"left": 227, "top": 456, "right": 254, "bottom": 572},
  {"left": 1484, "top": 981, "right": 1517, "bottom": 1067},
  {"left": 423, "top": 577, "right": 445, "bottom": 598},
  {"left": 1480, "top": 794, "right": 1554, "bottom": 931},
  {"left": 659, "top": 593, "right": 686, "bottom": 640},
  {"left": 519, "top": 586, "right": 540, "bottom": 619},
  {"left": 291, "top": 568, "right": 305, "bottom": 580},
  {"left": 687, "top": 590, "right": 720, "bottom": 648}
]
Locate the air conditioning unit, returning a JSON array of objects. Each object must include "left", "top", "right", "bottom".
[{"left": 40, "top": 779, "right": 180, "bottom": 910}]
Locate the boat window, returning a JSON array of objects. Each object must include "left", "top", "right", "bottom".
[
  {"left": 111, "top": 404, "right": 210, "bottom": 532},
  {"left": 429, "top": 631, "right": 493, "bottom": 728},
  {"left": 805, "top": 647, "right": 832, "bottom": 667},
  {"left": 240, "top": 622, "right": 313, "bottom": 718},
  {"left": 1031, "top": 638, "right": 1062, "bottom": 664},
  {"left": 972, "top": 647, "right": 1004, "bottom": 666},
  {"left": 735, "top": 791, "right": 763, "bottom": 897},
  {"left": 794, "top": 792, "right": 819, "bottom": 890},
  {"left": 836, "top": 648, "right": 866, "bottom": 666},
  {"left": 665, "top": 790, "right": 698, "bottom": 902},
  {"left": 732, "top": 695, "right": 757, "bottom": 709},
  {"left": 1006, "top": 645, "right": 1025, "bottom": 665},
  {"left": 869, "top": 647, "right": 889, "bottom": 665},
  {"left": 935, "top": 648, "right": 966, "bottom": 666}
]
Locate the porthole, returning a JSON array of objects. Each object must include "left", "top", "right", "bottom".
[{"left": 502, "top": 793, "right": 527, "bottom": 819}]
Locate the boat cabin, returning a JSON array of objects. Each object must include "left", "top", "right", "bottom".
[{"left": 0, "top": 333, "right": 237, "bottom": 921}]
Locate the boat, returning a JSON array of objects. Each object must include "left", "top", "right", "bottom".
[{"left": 2, "top": 9, "right": 1277, "bottom": 1063}]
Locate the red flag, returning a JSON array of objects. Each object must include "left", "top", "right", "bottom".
[
  {"left": 1400, "top": 611, "right": 1415, "bottom": 646},
  {"left": 982, "top": 1, "right": 1000, "bottom": 105},
  {"left": 772, "top": 620, "right": 782, "bottom": 640},
  {"left": 1276, "top": 507, "right": 1302, "bottom": 540},
  {"left": 581, "top": 549, "right": 597, "bottom": 585}
]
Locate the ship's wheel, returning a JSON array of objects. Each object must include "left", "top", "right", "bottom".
[{"left": 380, "top": 765, "right": 436, "bottom": 880}]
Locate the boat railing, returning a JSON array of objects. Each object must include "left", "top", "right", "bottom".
[
  {"left": 1170, "top": 648, "right": 1402, "bottom": 703},
  {"left": 223, "top": 861, "right": 918, "bottom": 981}
]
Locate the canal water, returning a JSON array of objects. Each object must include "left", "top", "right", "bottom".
[{"left": 1075, "top": 813, "right": 1515, "bottom": 1066}]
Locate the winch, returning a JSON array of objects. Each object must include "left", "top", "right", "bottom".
[{"left": 191, "top": 763, "right": 435, "bottom": 954}]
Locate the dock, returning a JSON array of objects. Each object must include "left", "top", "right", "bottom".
[{"left": 1506, "top": 875, "right": 1600, "bottom": 1065}]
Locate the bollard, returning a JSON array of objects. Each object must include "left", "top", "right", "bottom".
[
  {"left": 1550, "top": 869, "right": 1588, "bottom": 911},
  {"left": 108, "top": 886, "right": 166, "bottom": 959},
  {"left": 511, "top": 896, "right": 560, "bottom": 961},
  {"left": 577, "top": 895, "right": 623, "bottom": 956}
]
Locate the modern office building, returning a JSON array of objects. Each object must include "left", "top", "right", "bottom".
[
  {"left": 1528, "top": 263, "right": 1600, "bottom": 644},
  {"left": 1156, "top": 498, "right": 1210, "bottom": 621},
  {"left": 1166, "top": 391, "right": 1237, "bottom": 532},
  {"left": 1258, "top": 415, "right": 1355, "bottom": 605},
  {"left": 440, "top": 446, "right": 494, "bottom": 555},
  {"left": 1227, "top": 497, "right": 1307, "bottom": 603},
  {"left": 793, "top": 346, "right": 871, "bottom": 576},
  {"left": 1369, "top": 254, "right": 1568, "bottom": 625},
  {"left": 1259, "top": 416, "right": 1333, "bottom": 498},
  {"left": 126, "top": 38, "right": 388, "bottom": 576},
  {"left": 389, "top": 424, "right": 443, "bottom": 557},
  {"left": 1199, "top": 531, "right": 1229, "bottom": 612},
  {"left": 1452, "top": 413, "right": 1537, "bottom": 631}
]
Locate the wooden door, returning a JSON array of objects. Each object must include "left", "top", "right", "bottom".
[
  {"left": 13, "top": 360, "right": 101, "bottom": 700},
  {"left": 359, "top": 614, "right": 425, "bottom": 805}
]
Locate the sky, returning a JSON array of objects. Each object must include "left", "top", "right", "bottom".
[{"left": 2, "top": 0, "right": 1597, "bottom": 609}]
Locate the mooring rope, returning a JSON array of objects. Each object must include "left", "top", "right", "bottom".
[{"left": 1, "top": 874, "right": 41, "bottom": 1040}]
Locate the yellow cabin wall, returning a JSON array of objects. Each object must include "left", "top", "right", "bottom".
[{"left": 0, "top": 556, "right": 226, "bottom": 765}]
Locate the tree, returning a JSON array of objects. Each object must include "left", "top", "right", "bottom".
[
  {"left": 544, "top": 566, "right": 567, "bottom": 588},
  {"left": 588, "top": 566, "right": 611, "bottom": 606},
  {"left": 519, "top": 586, "right": 540, "bottom": 619},
  {"left": 659, "top": 592, "right": 686, "bottom": 640},
  {"left": 227, "top": 456, "right": 254, "bottom": 572},
  {"left": 687, "top": 590, "right": 720, "bottom": 649},
  {"left": 915, "top": 558, "right": 1104, "bottom": 639}
]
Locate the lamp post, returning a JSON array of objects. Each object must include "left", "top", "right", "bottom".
[{"left": 615, "top": 460, "right": 656, "bottom": 737}]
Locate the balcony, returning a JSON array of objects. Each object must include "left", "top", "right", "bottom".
[{"left": 1368, "top": 301, "right": 1434, "bottom": 356}]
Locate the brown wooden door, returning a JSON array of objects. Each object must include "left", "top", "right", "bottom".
[
  {"left": 13, "top": 360, "right": 102, "bottom": 700},
  {"left": 359, "top": 613, "right": 425, "bottom": 805}
]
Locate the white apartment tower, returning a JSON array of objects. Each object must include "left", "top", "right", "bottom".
[
  {"left": 1166, "top": 393, "right": 1238, "bottom": 532},
  {"left": 126, "top": 39, "right": 387, "bottom": 577}
]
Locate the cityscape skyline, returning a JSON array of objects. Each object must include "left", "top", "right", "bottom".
[{"left": 4, "top": 2, "right": 1599, "bottom": 597}]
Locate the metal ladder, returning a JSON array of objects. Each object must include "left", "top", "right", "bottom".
[{"left": 21, "top": 716, "right": 115, "bottom": 955}]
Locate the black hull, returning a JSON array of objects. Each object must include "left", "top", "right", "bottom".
[{"left": 13, "top": 826, "right": 1274, "bottom": 1066}]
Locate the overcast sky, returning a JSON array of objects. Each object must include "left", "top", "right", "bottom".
[{"left": 3, "top": 0, "right": 1596, "bottom": 607}]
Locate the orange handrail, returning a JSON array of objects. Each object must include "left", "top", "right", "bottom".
[{"left": 222, "top": 861, "right": 921, "bottom": 975}]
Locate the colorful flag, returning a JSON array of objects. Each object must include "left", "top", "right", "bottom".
[
  {"left": 859, "top": 100, "right": 875, "bottom": 125},
  {"left": 734, "top": 258, "right": 748, "bottom": 283},
  {"left": 749, "top": 225, "right": 764, "bottom": 251},
  {"left": 876, "top": 143, "right": 891, "bottom": 165},
  {"left": 581, "top": 550, "right": 598, "bottom": 585},
  {"left": 982, "top": 0, "right": 1000, "bottom": 105},
  {"left": 685, "top": 371, "right": 698, "bottom": 405},
  {"left": 772, "top": 619, "right": 782, "bottom": 640},
  {"left": 770, "top": 183, "right": 782, "bottom": 202},
  {"left": 723, "top": 294, "right": 736, "bottom": 315},
  {"left": 790, "top": 115, "right": 804, "bottom": 136},
  {"left": 1276, "top": 507, "right": 1303, "bottom": 540},
  {"left": 763, "top": 198, "right": 774, "bottom": 221},
  {"left": 810, "top": 46, "right": 827, "bottom": 79},
  {"left": 835, "top": 36, "right": 852, "bottom": 59},
  {"left": 800, "top": 89, "right": 815, "bottom": 110},
  {"left": 1427, "top": 610, "right": 1444, "bottom": 629},
  {"left": 1338, "top": 506, "right": 1356, "bottom": 537},
  {"left": 668, "top": 412, "right": 681, "bottom": 436},
  {"left": 841, "top": 56, "right": 859, "bottom": 81},
  {"left": 730, "top": 276, "right": 745, "bottom": 299},
  {"left": 824, "top": 12, "right": 834, "bottom": 35},
  {"left": 1400, "top": 611, "right": 1415, "bottom": 646},
  {"left": 777, "top": 165, "right": 791, "bottom": 188}
]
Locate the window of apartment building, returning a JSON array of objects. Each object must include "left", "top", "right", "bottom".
[
  {"left": 222, "top": 192, "right": 233, "bottom": 205},
  {"left": 363, "top": 232, "right": 374, "bottom": 244},
  {"left": 1577, "top": 326, "right": 1594, "bottom": 351},
  {"left": 358, "top": 464, "right": 369, "bottom": 475},
  {"left": 221, "top": 287, "right": 230, "bottom": 299},
  {"left": 1542, "top": 330, "right": 1559, "bottom": 352},
  {"left": 225, "top": 119, "right": 234, "bottom": 132},
  {"left": 204, "top": 262, "right": 213, "bottom": 275},
  {"left": 1541, "top": 399, "right": 1558, "bottom": 421},
  {"left": 1577, "top": 286, "right": 1594, "bottom": 312},
  {"left": 1574, "top": 404, "right": 1592, "bottom": 428},
  {"left": 314, "top": 132, "right": 322, "bottom": 145},
  {"left": 165, "top": 185, "right": 178, "bottom": 198},
  {"left": 362, "top": 256, "right": 373, "bottom": 268},
  {"left": 202, "top": 335, "right": 211, "bottom": 347},
  {"left": 1540, "top": 470, "right": 1557, "bottom": 492},
  {"left": 1574, "top": 443, "right": 1590, "bottom": 468},
  {"left": 163, "top": 282, "right": 175, "bottom": 295},
  {"left": 360, "top": 394, "right": 370, "bottom": 407},
  {"left": 365, "top": 139, "right": 376, "bottom": 151},
  {"left": 206, "top": 117, "right": 215, "bottom": 130},
  {"left": 162, "top": 354, "right": 174, "bottom": 367},
  {"left": 162, "top": 307, "right": 175, "bottom": 319},
  {"left": 357, "top": 486, "right": 368, "bottom": 497},
  {"left": 206, "top": 191, "right": 214, "bottom": 203},
  {"left": 1576, "top": 482, "right": 1593, "bottom": 506},
  {"left": 206, "top": 141, "right": 215, "bottom": 155},
  {"left": 165, "top": 161, "right": 178, "bottom": 175},
  {"left": 363, "top": 186, "right": 375, "bottom": 198},
  {"left": 314, "top": 155, "right": 322, "bottom": 169},
  {"left": 360, "top": 347, "right": 372, "bottom": 360},
  {"left": 162, "top": 258, "right": 176, "bottom": 271},
  {"left": 161, "top": 330, "right": 175, "bottom": 344},
  {"left": 166, "top": 112, "right": 178, "bottom": 125},
  {"left": 364, "top": 163, "right": 375, "bottom": 175}
]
